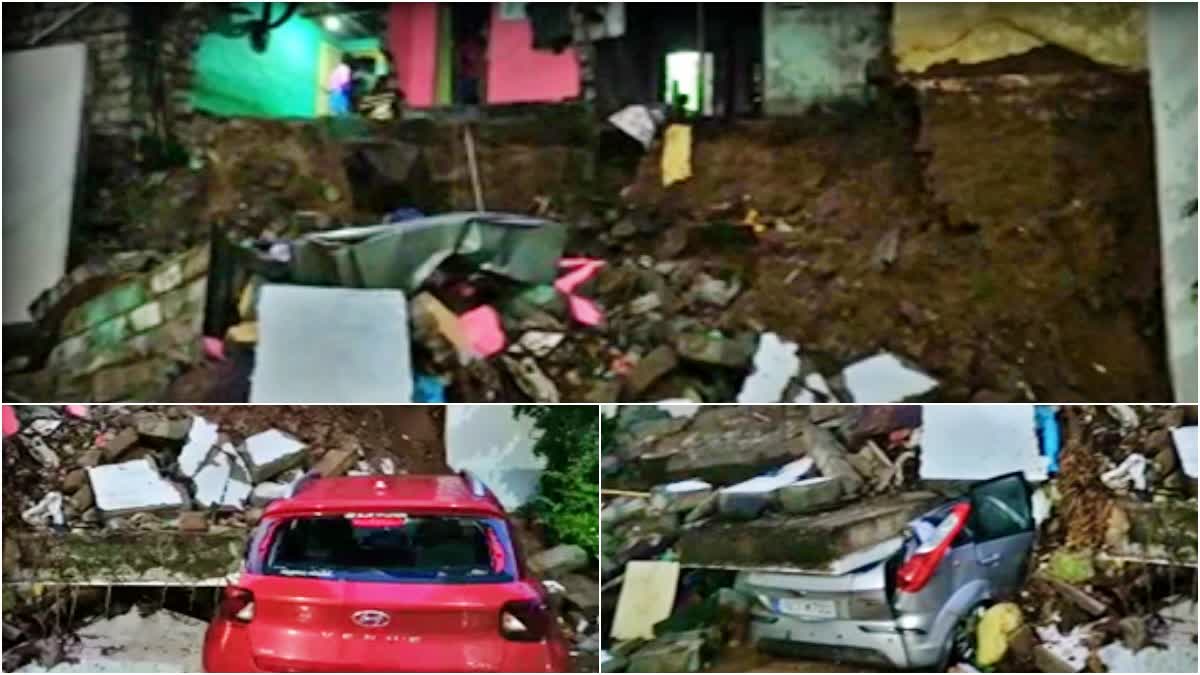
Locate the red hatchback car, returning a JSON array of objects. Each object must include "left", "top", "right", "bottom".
[{"left": 203, "top": 472, "right": 572, "bottom": 672}]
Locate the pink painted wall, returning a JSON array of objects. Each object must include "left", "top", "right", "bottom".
[
  {"left": 486, "top": 5, "right": 580, "bottom": 104},
  {"left": 387, "top": 2, "right": 438, "bottom": 106}
]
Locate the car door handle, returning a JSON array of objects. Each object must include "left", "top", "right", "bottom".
[{"left": 979, "top": 554, "right": 1001, "bottom": 566}]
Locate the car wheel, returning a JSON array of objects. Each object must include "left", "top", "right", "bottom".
[{"left": 939, "top": 604, "right": 987, "bottom": 671}]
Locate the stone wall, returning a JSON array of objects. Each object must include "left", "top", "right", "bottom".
[
  {"left": 2, "top": 3, "right": 208, "bottom": 140},
  {"left": 44, "top": 246, "right": 210, "bottom": 402}
]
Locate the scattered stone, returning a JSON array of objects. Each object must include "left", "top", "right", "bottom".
[
  {"left": 238, "top": 430, "right": 307, "bottom": 482},
  {"left": 1105, "top": 405, "right": 1140, "bottom": 430},
  {"left": 625, "top": 346, "right": 679, "bottom": 398},
  {"left": 673, "top": 332, "right": 754, "bottom": 369},
  {"left": 1033, "top": 625, "right": 1089, "bottom": 673},
  {"left": 71, "top": 484, "right": 94, "bottom": 513},
  {"left": 515, "top": 331, "right": 565, "bottom": 358},
  {"left": 87, "top": 459, "right": 186, "bottom": 517},
  {"left": 872, "top": 227, "right": 900, "bottom": 269},
  {"left": 101, "top": 428, "right": 139, "bottom": 462},
  {"left": 627, "top": 634, "right": 703, "bottom": 673},
  {"left": 178, "top": 511, "right": 210, "bottom": 533},
  {"left": 1100, "top": 453, "right": 1148, "bottom": 492},
  {"left": 528, "top": 544, "right": 589, "bottom": 577},
  {"left": 629, "top": 292, "right": 663, "bottom": 314},
  {"left": 602, "top": 498, "right": 648, "bottom": 528},
  {"left": 737, "top": 333, "right": 801, "bottom": 403},
  {"left": 1118, "top": 616, "right": 1148, "bottom": 651},
  {"left": 24, "top": 437, "right": 60, "bottom": 468},
  {"left": 798, "top": 422, "right": 865, "bottom": 496},
  {"left": 28, "top": 419, "right": 62, "bottom": 435},
  {"left": 21, "top": 492, "right": 64, "bottom": 527},
  {"left": 178, "top": 416, "right": 219, "bottom": 478},
  {"left": 776, "top": 476, "right": 843, "bottom": 514},
  {"left": 611, "top": 216, "right": 638, "bottom": 239},
  {"left": 62, "top": 468, "right": 87, "bottom": 493},
  {"left": 841, "top": 351, "right": 938, "bottom": 402},
  {"left": 502, "top": 356, "right": 560, "bottom": 402},
  {"left": 312, "top": 446, "right": 358, "bottom": 478},
  {"left": 688, "top": 273, "right": 741, "bottom": 307},
  {"left": 77, "top": 449, "right": 103, "bottom": 468},
  {"left": 135, "top": 414, "right": 192, "bottom": 443},
  {"left": 554, "top": 573, "right": 601, "bottom": 617}
]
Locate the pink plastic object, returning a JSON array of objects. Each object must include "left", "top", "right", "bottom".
[
  {"left": 2, "top": 406, "right": 18, "bottom": 438},
  {"left": 555, "top": 258, "right": 607, "bottom": 326},
  {"left": 203, "top": 336, "right": 227, "bottom": 361},
  {"left": 459, "top": 305, "right": 507, "bottom": 358},
  {"left": 65, "top": 405, "right": 89, "bottom": 419}
]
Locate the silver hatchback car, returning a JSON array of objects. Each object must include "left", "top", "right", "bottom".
[{"left": 735, "top": 472, "right": 1035, "bottom": 670}]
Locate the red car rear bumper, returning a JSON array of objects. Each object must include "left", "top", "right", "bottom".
[{"left": 203, "top": 618, "right": 571, "bottom": 672}]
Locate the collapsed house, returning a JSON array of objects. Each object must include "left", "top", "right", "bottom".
[
  {"left": 600, "top": 405, "right": 1198, "bottom": 673},
  {"left": 2, "top": 3, "right": 1196, "bottom": 403},
  {"left": 1, "top": 405, "right": 599, "bottom": 672}
]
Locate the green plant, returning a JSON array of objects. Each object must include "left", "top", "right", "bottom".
[{"left": 515, "top": 406, "right": 599, "bottom": 557}]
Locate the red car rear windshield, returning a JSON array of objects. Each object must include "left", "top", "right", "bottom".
[{"left": 248, "top": 514, "right": 517, "bottom": 583}]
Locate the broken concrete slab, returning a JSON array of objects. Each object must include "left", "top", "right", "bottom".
[
  {"left": 528, "top": 544, "right": 589, "bottom": 577},
  {"left": 678, "top": 492, "right": 940, "bottom": 571},
  {"left": 673, "top": 332, "right": 754, "bottom": 369},
  {"left": 238, "top": 429, "right": 307, "bottom": 482},
  {"left": 610, "top": 561, "right": 681, "bottom": 641},
  {"left": 603, "top": 497, "right": 649, "bottom": 528},
  {"left": 797, "top": 422, "right": 864, "bottom": 496},
  {"left": 177, "top": 511, "right": 210, "bottom": 533},
  {"left": 21, "top": 492, "right": 64, "bottom": 527},
  {"left": 250, "top": 285, "right": 413, "bottom": 403},
  {"left": 921, "top": 404, "right": 1047, "bottom": 481},
  {"left": 87, "top": 459, "right": 186, "bottom": 517},
  {"left": 841, "top": 351, "right": 938, "bottom": 402},
  {"left": 776, "top": 476, "right": 843, "bottom": 514},
  {"left": 718, "top": 458, "right": 814, "bottom": 520},
  {"left": 177, "top": 417, "right": 219, "bottom": 478},
  {"left": 192, "top": 453, "right": 232, "bottom": 508},
  {"left": 1171, "top": 426, "right": 1197, "bottom": 478},
  {"left": 649, "top": 480, "right": 713, "bottom": 514},
  {"left": 737, "top": 333, "right": 801, "bottom": 404}
]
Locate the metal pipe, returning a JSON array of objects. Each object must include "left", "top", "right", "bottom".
[{"left": 29, "top": 3, "right": 94, "bottom": 46}]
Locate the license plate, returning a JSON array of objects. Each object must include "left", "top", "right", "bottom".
[{"left": 776, "top": 597, "right": 838, "bottom": 619}]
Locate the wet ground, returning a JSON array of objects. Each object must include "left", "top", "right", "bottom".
[{"left": 708, "top": 646, "right": 873, "bottom": 673}]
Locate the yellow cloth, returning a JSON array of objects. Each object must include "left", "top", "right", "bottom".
[
  {"left": 976, "top": 602, "right": 1024, "bottom": 667},
  {"left": 893, "top": 3, "right": 1146, "bottom": 73},
  {"left": 226, "top": 321, "right": 258, "bottom": 344},
  {"left": 661, "top": 124, "right": 693, "bottom": 187}
]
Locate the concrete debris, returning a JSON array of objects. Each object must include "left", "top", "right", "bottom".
[
  {"left": 502, "top": 356, "right": 560, "bottom": 402},
  {"left": 515, "top": 330, "right": 565, "bottom": 358},
  {"left": 603, "top": 498, "right": 649, "bottom": 528},
  {"left": 21, "top": 492, "right": 65, "bottom": 528},
  {"left": 673, "top": 332, "right": 754, "bottom": 369},
  {"left": 529, "top": 544, "right": 589, "bottom": 577},
  {"left": 250, "top": 481, "right": 291, "bottom": 506},
  {"left": 920, "top": 404, "right": 1046, "bottom": 481},
  {"left": 100, "top": 427, "right": 139, "bottom": 462},
  {"left": 687, "top": 273, "right": 741, "bottom": 307},
  {"left": 718, "top": 458, "right": 813, "bottom": 520},
  {"left": 311, "top": 446, "right": 359, "bottom": 478},
  {"left": 134, "top": 413, "right": 191, "bottom": 443},
  {"left": 1041, "top": 575, "right": 1109, "bottom": 617},
  {"left": 798, "top": 422, "right": 865, "bottom": 496},
  {"left": 1100, "top": 453, "right": 1148, "bottom": 492},
  {"left": 1033, "top": 624, "right": 1091, "bottom": 673},
  {"left": 87, "top": 459, "right": 186, "bottom": 516},
  {"left": 12, "top": 608, "right": 205, "bottom": 673},
  {"left": 1170, "top": 426, "right": 1197, "bottom": 478},
  {"left": 625, "top": 346, "right": 679, "bottom": 398},
  {"left": 238, "top": 429, "right": 307, "bottom": 482},
  {"left": 27, "top": 419, "right": 62, "bottom": 435},
  {"left": 611, "top": 561, "right": 681, "bottom": 641},
  {"left": 841, "top": 351, "right": 938, "bottom": 402},
  {"left": 177, "top": 511, "right": 210, "bottom": 533},
  {"left": 776, "top": 476, "right": 843, "bottom": 514},
  {"left": 629, "top": 292, "right": 663, "bottom": 314},
  {"left": 1105, "top": 404, "right": 1140, "bottom": 430},
  {"left": 23, "top": 437, "right": 60, "bottom": 468},
  {"left": 177, "top": 416, "right": 219, "bottom": 478},
  {"left": 626, "top": 632, "right": 703, "bottom": 672},
  {"left": 736, "top": 333, "right": 801, "bottom": 404},
  {"left": 649, "top": 480, "right": 713, "bottom": 514},
  {"left": 192, "top": 452, "right": 232, "bottom": 508}
]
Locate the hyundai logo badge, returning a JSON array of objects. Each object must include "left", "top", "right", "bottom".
[{"left": 352, "top": 610, "right": 391, "bottom": 628}]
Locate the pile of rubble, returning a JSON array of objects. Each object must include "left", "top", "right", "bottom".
[
  {"left": 599, "top": 405, "right": 1197, "bottom": 673},
  {"left": 600, "top": 405, "right": 927, "bottom": 671}
]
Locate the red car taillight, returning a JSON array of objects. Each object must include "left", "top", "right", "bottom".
[
  {"left": 499, "top": 599, "right": 551, "bottom": 642},
  {"left": 219, "top": 586, "right": 256, "bottom": 623},
  {"left": 896, "top": 502, "right": 971, "bottom": 594}
]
